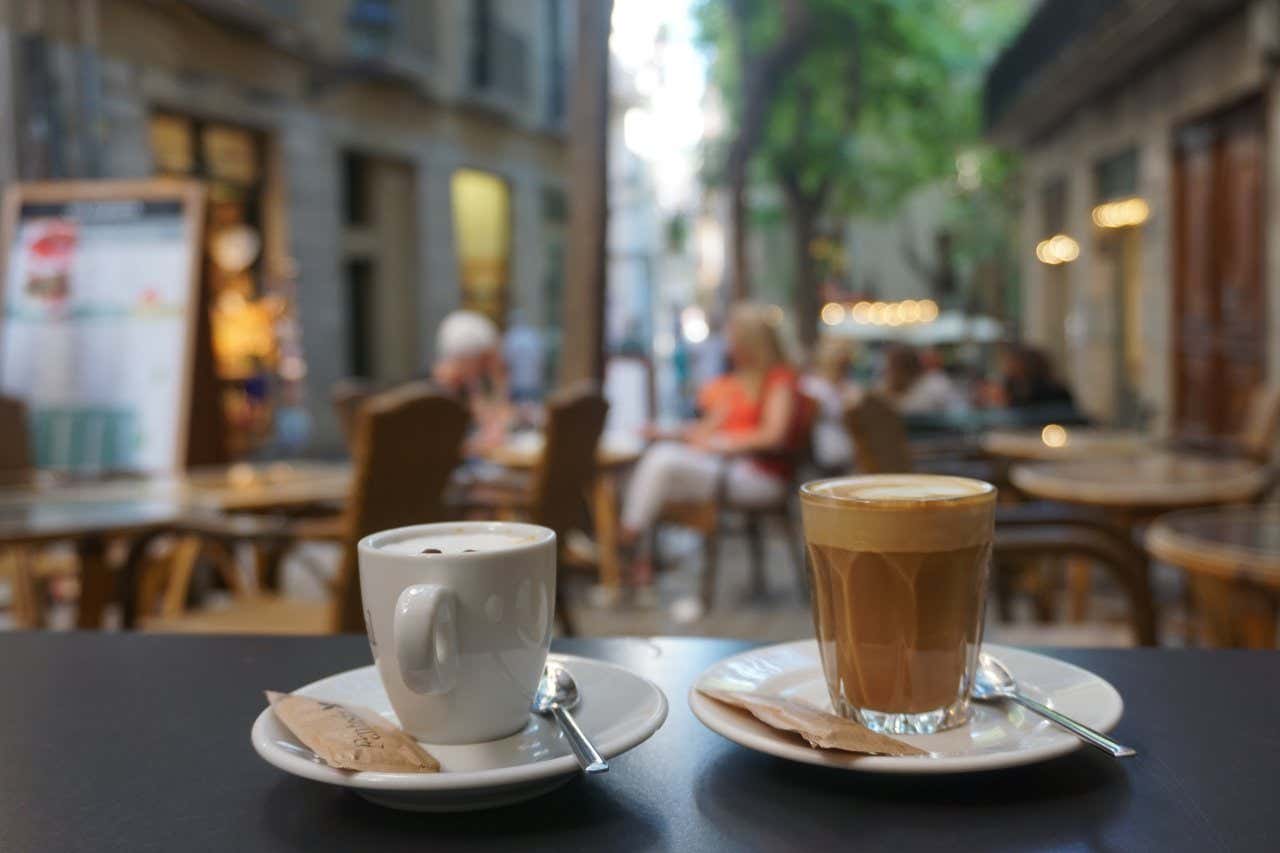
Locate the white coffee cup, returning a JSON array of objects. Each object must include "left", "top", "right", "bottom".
[{"left": 357, "top": 521, "right": 557, "bottom": 744}]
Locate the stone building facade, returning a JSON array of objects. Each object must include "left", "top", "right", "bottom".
[
  {"left": 986, "top": 0, "right": 1280, "bottom": 436},
  {"left": 0, "top": 0, "right": 574, "bottom": 453}
]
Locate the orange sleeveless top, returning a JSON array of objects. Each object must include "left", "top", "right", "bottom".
[{"left": 698, "top": 367, "right": 807, "bottom": 479}]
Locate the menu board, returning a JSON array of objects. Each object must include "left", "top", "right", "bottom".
[{"left": 0, "top": 180, "right": 206, "bottom": 473}]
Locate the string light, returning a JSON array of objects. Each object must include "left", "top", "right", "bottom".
[
  {"left": 1036, "top": 234, "right": 1080, "bottom": 265},
  {"left": 1092, "top": 197, "right": 1149, "bottom": 229},
  {"left": 837, "top": 298, "right": 939, "bottom": 327},
  {"left": 1041, "top": 424, "right": 1068, "bottom": 448},
  {"left": 820, "top": 302, "right": 846, "bottom": 326}
]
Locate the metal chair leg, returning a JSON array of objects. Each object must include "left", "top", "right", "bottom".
[
  {"left": 699, "top": 528, "right": 720, "bottom": 611},
  {"left": 744, "top": 514, "right": 767, "bottom": 600}
]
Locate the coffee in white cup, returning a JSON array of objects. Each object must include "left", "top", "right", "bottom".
[{"left": 357, "top": 521, "right": 556, "bottom": 744}]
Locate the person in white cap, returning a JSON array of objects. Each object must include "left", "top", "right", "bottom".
[{"left": 431, "top": 309, "right": 509, "bottom": 452}]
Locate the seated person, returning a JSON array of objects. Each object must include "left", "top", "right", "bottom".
[
  {"left": 801, "top": 336, "right": 859, "bottom": 471},
  {"left": 431, "top": 310, "right": 511, "bottom": 454},
  {"left": 996, "top": 343, "right": 1075, "bottom": 408},
  {"left": 881, "top": 344, "right": 967, "bottom": 415},
  {"left": 620, "top": 303, "right": 806, "bottom": 581}
]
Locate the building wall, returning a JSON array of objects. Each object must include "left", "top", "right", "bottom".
[
  {"left": 1016, "top": 10, "right": 1269, "bottom": 432},
  {"left": 0, "top": 0, "right": 572, "bottom": 454}
]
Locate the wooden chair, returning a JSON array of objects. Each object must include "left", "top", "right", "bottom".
[
  {"left": 1237, "top": 385, "right": 1280, "bottom": 462},
  {"left": 468, "top": 384, "right": 609, "bottom": 635},
  {"left": 331, "top": 378, "right": 376, "bottom": 451},
  {"left": 843, "top": 392, "right": 913, "bottom": 473},
  {"left": 1170, "top": 384, "right": 1280, "bottom": 463},
  {"left": 654, "top": 392, "right": 816, "bottom": 611},
  {"left": 841, "top": 394, "right": 1158, "bottom": 642},
  {"left": 0, "top": 395, "right": 85, "bottom": 628},
  {"left": 147, "top": 384, "right": 469, "bottom": 634}
]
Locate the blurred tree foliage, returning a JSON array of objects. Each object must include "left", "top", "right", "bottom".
[{"left": 695, "top": 0, "right": 1030, "bottom": 342}]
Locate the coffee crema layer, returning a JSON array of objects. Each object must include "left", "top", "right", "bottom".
[
  {"left": 800, "top": 474, "right": 995, "bottom": 553},
  {"left": 378, "top": 530, "right": 539, "bottom": 556}
]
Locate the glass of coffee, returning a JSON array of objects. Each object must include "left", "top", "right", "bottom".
[{"left": 800, "top": 474, "right": 996, "bottom": 734}]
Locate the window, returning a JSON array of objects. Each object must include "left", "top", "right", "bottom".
[
  {"left": 342, "top": 152, "right": 370, "bottom": 227},
  {"left": 451, "top": 168, "right": 512, "bottom": 323},
  {"left": 345, "top": 258, "right": 375, "bottom": 378},
  {"left": 545, "top": 0, "right": 566, "bottom": 123},
  {"left": 470, "top": 0, "right": 493, "bottom": 89}
]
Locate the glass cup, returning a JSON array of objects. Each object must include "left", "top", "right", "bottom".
[{"left": 800, "top": 474, "right": 996, "bottom": 734}]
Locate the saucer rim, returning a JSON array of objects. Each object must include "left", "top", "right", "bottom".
[
  {"left": 688, "top": 640, "right": 1124, "bottom": 775},
  {"left": 251, "top": 652, "right": 669, "bottom": 791}
]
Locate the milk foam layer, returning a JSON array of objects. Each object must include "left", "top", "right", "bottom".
[
  {"left": 379, "top": 530, "right": 538, "bottom": 556},
  {"left": 801, "top": 474, "right": 995, "bottom": 553},
  {"left": 807, "top": 474, "right": 993, "bottom": 502}
]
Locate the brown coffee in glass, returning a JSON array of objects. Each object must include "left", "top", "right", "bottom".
[{"left": 800, "top": 475, "right": 996, "bottom": 734}]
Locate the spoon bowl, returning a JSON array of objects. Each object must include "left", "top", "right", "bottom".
[
  {"left": 532, "top": 661, "right": 609, "bottom": 774},
  {"left": 973, "top": 652, "right": 1135, "bottom": 758}
]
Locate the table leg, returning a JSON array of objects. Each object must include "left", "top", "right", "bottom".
[
  {"left": 255, "top": 541, "right": 287, "bottom": 591},
  {"left": 1067, "top": 557, "right": 1092, "bottom": 622},
  {"left": 1191, "top": 575, "right": 1278, "bottom": 648},
  {"left": 117, "top": 529, "right": 170, "bottom": 629},
  {"left": 75, "top": 537, "right": 111, "bottom": 629},
  {"left": 592, "top": 473, "right": 622, "bottom": 589}
]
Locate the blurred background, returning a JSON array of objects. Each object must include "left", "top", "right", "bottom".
[{"left": 1, "top": 0, "right": 1277, "bottom": 649}]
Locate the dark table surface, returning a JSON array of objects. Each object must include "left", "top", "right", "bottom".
[{"left": 1, "top": 633, "right": 1277, "bottom": 852}]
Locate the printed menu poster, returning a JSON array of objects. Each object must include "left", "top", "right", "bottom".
[{"left": 1, "top": 196, "right": 197, "bottom": 473}]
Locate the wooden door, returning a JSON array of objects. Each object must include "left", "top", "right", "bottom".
[{"left": 1173, "top": 98, "right": 1267, "bottom": 439}]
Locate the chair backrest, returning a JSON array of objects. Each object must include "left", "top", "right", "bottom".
[
  {"left": 1237, "top": 385, "right": 1280, "bottom": 461},
  {"left": 528, "top": 383, "right": 609, "bottom": 541},
  {"left": 843, "top": 392, "right": 914, "bottom": 474},
  {"left": 331, "top": 383, "right": 469, "bottom": 632},
  {"left": 0, "top": 395, "right": 33, "bottom": 485},
  {"left": 331, "top": 378, "right": 376, "bottom": 450}
]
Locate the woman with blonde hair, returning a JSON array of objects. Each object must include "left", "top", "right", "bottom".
[{"left": 620, "top": 303, "right": 805, "bottom": 581}]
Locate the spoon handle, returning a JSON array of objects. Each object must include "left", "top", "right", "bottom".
[
  {"left": 1010, "top": 693, "right": 1136, "bottom": 758},
  {"left": 551, "top": 704, "right": 609, "bottom": 774}
]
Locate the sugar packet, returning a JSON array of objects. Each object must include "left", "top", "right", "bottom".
[{"left": 266, "top": 691, "right": 441, "bottom": 773}]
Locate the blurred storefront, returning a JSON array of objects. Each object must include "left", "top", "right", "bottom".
[
  {"left": 986, "top": 0, "right": 1280, "bottom": 438},
  {"left": 0, "top": 0, "right": 574, "bottom": 454}
]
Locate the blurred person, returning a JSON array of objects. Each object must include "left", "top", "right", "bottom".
[
  {"left": 621, "top": 303, "right": 806, "bottom": 582},
  {"left": 503, "top": 309, "right": 546, "bottom": 404},
  {"left": 802, "top": 336, "right": 859, "bottom": 471},
  {"left": 985, "top": 343, "right": 1075, "bottom": 409},
  {"left": 431, "top": 309, "right": 510, "bottom": 453},
  {"left": 881, "top": 344, "right": 967, "bottom": 415}
]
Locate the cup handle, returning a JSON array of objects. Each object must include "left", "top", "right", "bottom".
[{"left": 393, "top": 584, "right": 458, "bottom": 695}]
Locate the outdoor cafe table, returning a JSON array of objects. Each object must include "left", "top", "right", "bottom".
[
  {"left": 1009, "top": 453, "right": 1270, "bottom": 512},
  {"left": 1146, "top": 505, "right": 1280, "bottom": 648},
  {"left": 1, "top": 633, "right": 1276, "bottom": 852},
  {"left": 982, "top": 426, "right": 1149, "bottom": 462},
  {"left": 0, "top": 461, "right": 351, "bottom": 627}
]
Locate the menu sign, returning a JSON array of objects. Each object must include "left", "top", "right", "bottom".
[{"left": 0, "top": 180, "right": 206, "bottom": 473}]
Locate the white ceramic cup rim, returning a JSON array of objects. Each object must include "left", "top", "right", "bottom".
[{"left": 357, "top": 520, "right": 557, "bottom": 565}]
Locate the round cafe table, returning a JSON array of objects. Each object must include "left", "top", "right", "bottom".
[
  {"left": 1146, "top": 505, "right": 1280, "bottom": 648},
  {"left": 982, "top": 426, "right": 1149, "bottom": 462},
  {"left": 1010, "top": 453, "right": 1271, "bottom": 636},
  {"left": 1009, "top": 453, "right": 1270, "bottom": 511},
  {"left": 485, "top": 432, "right": 643, "bottom": 589}
]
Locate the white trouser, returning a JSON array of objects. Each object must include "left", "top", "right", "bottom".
[{"left": 621, "top": 441, "right": 788, "bottom": 532}]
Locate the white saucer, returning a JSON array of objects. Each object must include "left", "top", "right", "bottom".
[
  {"left": 689, "top": 641, "right": 1123, "bottom": 774},
  {"left": 252, "top": 653, "right": 668, "bottom": 811}
]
